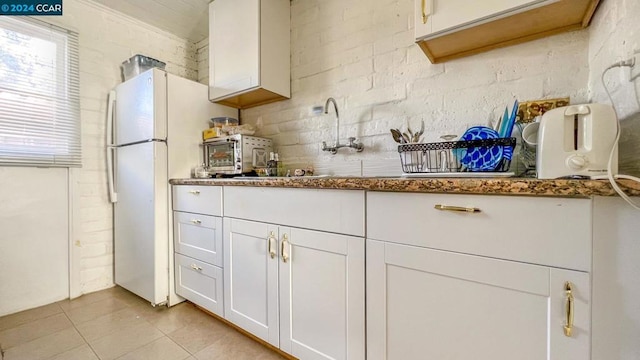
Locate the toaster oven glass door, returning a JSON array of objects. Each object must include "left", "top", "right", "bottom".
[{"left": 206, "top": 141, "right": 237, "bottom": 172}]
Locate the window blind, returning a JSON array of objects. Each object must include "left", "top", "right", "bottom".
[{"left": 0, "top": 17, "right": 80, "bottom": 167}]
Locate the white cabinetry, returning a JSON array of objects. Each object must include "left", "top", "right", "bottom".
[
  {"left": 223, "top": 187, "right": 366, "bottom": 360},
  {"left": 366, "top": 192, "right": 592, "bottom": 360},
  {"left": 591, "top": 197, "right": 640, "bottom": 360},
  {"left": 208, "top": 0, "right": 290, "bottom": 109},
  {"left": 414, "top": 0, "right": 600, "bottom": 63},
  {"left": 415, "top": 0, "right": 549, "bottom": 39},
  {"left": 172, "top": 185, "right": 224, "bottom": 316}
]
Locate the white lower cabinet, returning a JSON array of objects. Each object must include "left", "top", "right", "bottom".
[
  {"left": 366, "top": 192, "right": 592, "bottom": 360},
  {"left": 366, "top": 240, "right": 590, "bottom": 360},
  {"left": 223, "top": 218, "right": 279, "bottom": 344},
  {"left": 169, "top": 185, "right": 639, "bottom": 359},
  {"left": 174, "top": 253, "right": 224, "bottom": 316},
  {"left": 224, "top": 217, "right": 365, "bottom": 360},
  {"left": 172, "top": 185, "right": 224, "bottom": 316},
  {"left": 173, "top": 211, "right": 224, "bottom": 316}
]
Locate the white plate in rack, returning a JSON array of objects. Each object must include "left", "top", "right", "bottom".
[{"left": 401, "top": 172, "right": 515, "bottom": 178}]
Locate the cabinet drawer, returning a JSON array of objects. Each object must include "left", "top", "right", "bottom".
[
  {"left": 367, "top": 192, "right": 591, "bottom": 271},
  {"left": 173, "top": 185, "right": 222, "bottom": 216},
  {"left": 173, "top": 211, "right": 222, "bottom": 266},
  {"left": 175, "top": 253, "right": 224, "bottom": 317},
  {"left": 224, "top": 187, "right": 365, "bottom": 236}
]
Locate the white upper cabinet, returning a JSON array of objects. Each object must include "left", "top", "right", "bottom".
[
  {"left": 414, "top": 0, "right": 601, "bottom": 63},
  {"left": 208, "top": 0, "right": 290, "bottom": 109},
  {"left": 415, "top": 0, "right": 550, "bottom": 39}
]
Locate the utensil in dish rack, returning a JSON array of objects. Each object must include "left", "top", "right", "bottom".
[
  {"left": 390, "top": 129, "right": 405, "bottom": 144},
  {"left": 499, "top": 100, "right": 519, "bottom": 138},
  {"left": 412, "top": 120, "right": 425, "bottom": 143},
  {"left": 498, "top": 100, "right": 518, "bottom": 161},
  {"left": 440, "top": 134, "right": 457, "bottom": 141},
  {"left": 434, "top": 134, "right": 457, "bottom": 171}
]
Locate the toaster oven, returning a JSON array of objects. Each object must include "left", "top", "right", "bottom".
[{"left": 203, "top": 134, "right": 273, "bottom": 175}]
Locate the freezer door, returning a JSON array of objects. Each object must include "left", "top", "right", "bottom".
[
  {"left": 114, "top": 141, "right": 169, "bottom": 305},
  {"left": 115, "top": 68, "right": 167, "bottom": 145}
]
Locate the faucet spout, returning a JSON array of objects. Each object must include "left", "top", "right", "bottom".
[
  {"left": 321, "top": 97, "right": 364, "bottom": 154},
  {"left": 324, "top": 97, "right": 340, "bottom": 147}
]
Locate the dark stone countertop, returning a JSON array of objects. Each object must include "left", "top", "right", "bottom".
[{"left": 169, "top": 176, "right": 640, "bottom": 198}]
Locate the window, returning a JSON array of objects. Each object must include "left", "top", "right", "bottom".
[{"left": 0, "top": 17, "right": 80, "bottom": 167}]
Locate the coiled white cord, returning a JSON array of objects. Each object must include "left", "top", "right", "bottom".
[{"left": 599, "top": 59, "right": 640, "bottom": 210}]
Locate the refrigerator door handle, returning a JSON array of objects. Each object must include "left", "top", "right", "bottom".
[{"left": 106, "top": 90, "right": 118, "bottom": 203}]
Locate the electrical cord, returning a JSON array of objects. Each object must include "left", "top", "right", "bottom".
[{"left": 599, "top": 59, "right": 640, "bottom": 210}]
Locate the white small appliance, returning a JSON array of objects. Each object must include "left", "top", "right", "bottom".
[{"left": 536, "top": 103, "right": 618, "bottom": 179}]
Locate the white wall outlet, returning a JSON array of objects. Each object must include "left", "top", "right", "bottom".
[{"left": 630, "top": 51, "right": 640, "bottom": 82}]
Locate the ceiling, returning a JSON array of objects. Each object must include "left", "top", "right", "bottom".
[{"left": 93, "top": 0, "right": 210, "bottom": 42}]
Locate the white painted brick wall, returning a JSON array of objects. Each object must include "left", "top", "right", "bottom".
[
  {"left": 42, "top": 0, "right": 199, "bottom": 294},
  {"left": 588, "top": 0, "right": 640, "bottom": 116},
  {"left": 202, "top": 0, "right": 592, "bottom": 171},
  {"left": 587, "top": 0, "right": 640, "bottom": 175},
  {"left": 196, "top": 38, "right": 209, "bottom": 85}
]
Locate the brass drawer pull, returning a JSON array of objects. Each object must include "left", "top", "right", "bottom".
[
  {"left": 188, "top": 189, "right": 200, "bottom": 195},
  {"left": 434, "top": 204, "right": 481, "bottom": 213},
  {"left": 564, "top": 282, "right": 574, "bottom": 337},
  {"left": 268, "top": 231, "right": 277, "bottom": 259},
  {"left": 190, "top": 264, "right": 203, "bottom": 271},
  {"left": 281, "top": 234, "right": 289, "bottom": 263}
]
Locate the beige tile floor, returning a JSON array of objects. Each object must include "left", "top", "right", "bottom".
[{"left": 0, "top": 287, "right": 286, "bottom": 360}]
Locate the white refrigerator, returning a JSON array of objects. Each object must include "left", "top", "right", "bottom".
[{"left": 106, "top": 68, "right": 237, "bottom": 306}]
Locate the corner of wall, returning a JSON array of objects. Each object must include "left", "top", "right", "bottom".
[{"left": 196, "top": 37, "right": 209, "bottom": 86}]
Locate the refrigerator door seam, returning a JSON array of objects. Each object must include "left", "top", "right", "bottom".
[{"left": 112, "top": 138, "right": 167, "bottom": 148}]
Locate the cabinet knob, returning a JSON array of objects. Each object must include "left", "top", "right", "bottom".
[
  {"left": 190, "top": 264, "right": 203, "bottom": 271},
  {"left": 434, "top": 204, "right": 481, "bottom": 213},
  {"left": 188, "top": 189, "right": 200, "bottom": 195}
]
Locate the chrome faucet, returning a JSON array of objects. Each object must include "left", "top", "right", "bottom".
[{"left": 321, "top": 97, "right": 364, "bottom": 154}]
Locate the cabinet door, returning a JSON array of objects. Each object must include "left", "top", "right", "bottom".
[
  {"left": 279, "top": 227, "right": 365, "bottom": 360},
  {"left": 367, "top": 240, "right": 590, "bottom": 360},
  {"left": 175, "top": 253, "right": 224, "bottom": 317},
  {"left": 415, "top": 0, "right": 550, "bottom": 39},
  {"left": 223, "top": 218, "right": 279, "bottom": 347},
  {"left": 209, "top": 0, "right": 260, "bottom": 100},
  {"left": 173, "top": 211, "right": 222, "bottom": 266}
]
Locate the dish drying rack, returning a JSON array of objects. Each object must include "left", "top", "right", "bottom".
[{"left": 398, "top": 138, "right": 516, "bottom": 173}]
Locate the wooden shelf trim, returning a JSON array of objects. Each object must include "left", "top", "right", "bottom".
[{"left": 417, "top": 0, "right": 600, "bottom": 63}]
